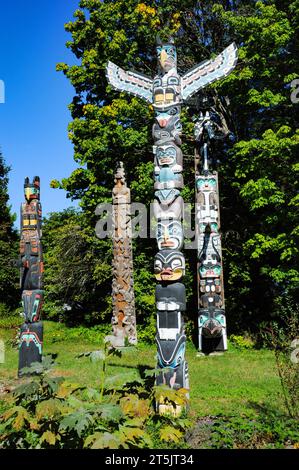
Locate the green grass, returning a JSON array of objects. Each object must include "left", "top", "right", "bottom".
[{"left": 0, "top": 320, "right": 284, "bottom": 420}]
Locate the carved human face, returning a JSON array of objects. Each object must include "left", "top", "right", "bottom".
[
  {"left": 198, "top": 262, "right": 222, "bottom": 279},
  {"left": 154, "top": 250, "right": 185, "bottom": 281},
  {"left": 156, "top": 144, "right": 183, "bottom": 169},
  {"left": 196, "top": 176, "right": 217, "bottom": 192},
  {"left": 157, "top": 220, "right": 183, "bottom": 250}
]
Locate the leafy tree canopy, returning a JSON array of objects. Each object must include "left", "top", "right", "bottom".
[
  {"left": 49, "top": 0, "right": 299, "bottom": 332},
  {"left": 0, "top": 152, "right": 19, "bottom": 310}
]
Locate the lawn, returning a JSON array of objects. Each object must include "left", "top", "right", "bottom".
[
  {"left": 1, "top": 320, "right": 298, "bottom": 449},
  {"left": 0, "top": 320, "right": 283, "bottom": 417}
]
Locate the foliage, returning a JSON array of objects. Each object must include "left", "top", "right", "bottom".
[
  {"left": 0, "top": 314, "right": 22, "bottom": 330},
  {"left": 0, "top": 319, "right": 293, "bottom": 449},
  {"left": 209, "top": 411, "right": 299, "bottom": 449},
  {"left": 47, "top": 323, "right": 111, "bottom": 345},
  {"left": 0, "top": 152, "right": 19, "bottom": 309},
  {"left": 0, "top": 349, "right": 191, "bottom": 449},
  {"left": 49, "top": 0, "right": 299, "bottom": 333},
  {"left": 229, "top": 334, "right": 255, "bottom": 350},
  {"left": 262, "top": 297, "right": 299, "bottom": 418},
  {"left": 213, "top": 0, "right": 299, "bottom": 330},
  {"left": 42, "top": 208, "right": 112, "bottom": 325}
]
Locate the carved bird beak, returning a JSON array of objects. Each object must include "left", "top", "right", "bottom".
[
  {"left": 25, "top": 188, "right": 31, "bottom": 201},
  {"left": 160, "top": 49, "right": 168, "bottom": 68}
]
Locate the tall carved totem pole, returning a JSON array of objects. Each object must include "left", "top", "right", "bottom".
[
  {"left": 106, "top": 38, "right": 237, "bottom": 410},
  {"left": 18, "top": 177, "right": 44, "bottom": 375},
  {"left": 109, "top": 162, "right": 137, "bottom": 347},
  {"left": 194, "top": 95, "right": 235, "bottom": 353}
]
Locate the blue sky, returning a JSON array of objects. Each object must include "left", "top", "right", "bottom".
[{"left": 0, "top": 0, "right": 81, "bottom": 226}]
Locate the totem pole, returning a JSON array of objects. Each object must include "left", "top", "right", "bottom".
[
  {"left": 194, "top": 94, "right": 234, "bottom": 353},
  {"left": 106, "top": 162, "right": 137, "bottom": 347},
  {"left": 18, "top": 177, "right": 44, "bottom": 375},
  {"left": 106, "top": 38, "right": 237, "bottom": 411}
]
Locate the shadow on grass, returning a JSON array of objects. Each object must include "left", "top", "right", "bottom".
[{"left": 247, "top": 400, "right": 293, "bottom": 420}]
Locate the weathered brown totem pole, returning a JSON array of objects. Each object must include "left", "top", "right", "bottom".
[
  {"left": 18, "top": 177, "right": 44, "bottom": 375},
  {"left": 107, "top": 162, "right": 137, "bottom": 347}
]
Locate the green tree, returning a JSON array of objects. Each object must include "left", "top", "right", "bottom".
[
  {"left": 42, "top": 208, "right": 112, "bottom": 325},
  {"left": 0, "top": 152, "right": 19, "bottom": 311},
  {"left": 55, "top": 0, "right": 298, "bottom": 333},
  {"left": 213, "top": 1, "right": 299, "bottom": 329}
]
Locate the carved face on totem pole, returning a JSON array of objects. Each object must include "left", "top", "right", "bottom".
[
  {"left": 155, "top": 143, "right": 183, "bottom": 173},
  {"left": 156, "top": 220, "right": 183, "bottom": 251},
  {"left": 24, "top": 176, "right": 40, "bottom": 203},
  {"left": 153, "top": 106, "right": 182, "bottom": 145},
  {"left": 199, "top": 309, "right": 226, "bottom": 338},
  {"left": 154, "top": 250, "right": 185, "bottom": 282},
  {"left": 156, "top": 42, "right": 177, "bottom": 73},
  {"left": 155, "top": 198, "right": 183, "bottom": 250},
  {"left": 199, "top": 262, "right": 222, "bottom": 279}
]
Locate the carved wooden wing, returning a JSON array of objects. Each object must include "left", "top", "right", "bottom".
[
  {"left": 106, "top": 61, "right": 153, "bottom": 104},
  {"left": 181, "top": 43, "right": 238, "bottom": 101}
]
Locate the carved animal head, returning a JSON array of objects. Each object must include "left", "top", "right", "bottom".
[{"left": 24, "top": 176, "right": 40, "bottom": 202}]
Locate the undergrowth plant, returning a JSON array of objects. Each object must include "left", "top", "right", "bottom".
[
  {"left": 263, "top": 299, "right": 299, "bottom": 419},
  {"left": 0, "top": 347, "right": 191, "bottom": 449}
]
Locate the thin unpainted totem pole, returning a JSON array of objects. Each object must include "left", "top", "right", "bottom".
[
  {"left": 106, "top": 36, "right": 237, "bottom": 411},
  {"left": 109, "top": 162, "right": 137, "bottom": 347},
  {"left": 18, "top": 177, "right": 44, "bottom": 375}
]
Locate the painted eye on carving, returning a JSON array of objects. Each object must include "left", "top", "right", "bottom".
[
  {"left": 171, "top": 259, "right": 182, "bottom": 270},
  {"left": 214, "top": 266, "right": 221, "bottom": 275},
  {"left": 169, "top": 107, "right": 179, "bottom": 116},
  {"left": 154, "top": 260, "right": 162, "bottom": 272},
  {"left": 168, "top": 77, "right": 179, "bottom": 85},
  {"left": 169, "top": 224, "right": 180, "bottom": 235},
  {"left": 166, "top": 148, "right": 176, "bottom": 157},
  {"left": 157, "top": 226, "right": 163, "bottom": 237},
  {"left": 166, "top": 46, "right": 175, "bottom": 56}
]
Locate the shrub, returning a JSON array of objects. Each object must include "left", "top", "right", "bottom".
[
  {"left": 262, "top": 297, "right": 299, "bottom": 419},
  {"left": 0, "top": 350, "right": 191, "bottom": 449},
  {"left": 229, "top": 334, "right": 255, "bottom": 350}
]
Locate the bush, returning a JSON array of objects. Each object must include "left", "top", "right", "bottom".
[
  {"left": 137, "top": 315, "right": 156, "bottom": 345},
  {"left": 186, "top": 411, "right": 299, "bottom": 449},
  {"left": 47, "top": 324, "right": 112, "bottom": 345},
  {"left": 0, "top": 317, "right": 22, "bottom": 330},
  {"left": 262, "top": 298, "right": 299, "bottom": 419},
  {"left": 0, "top": 303, "right": 10, "bottom": 318},
  {"left": 229, "top": 334, "right": 255, "bottom": 350},
  {"left": 0, "top": 351, "right": 191, "bottom": 449},
  {"left": 210, "top": 412, "right": 299, "bottom": 449}
]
